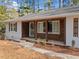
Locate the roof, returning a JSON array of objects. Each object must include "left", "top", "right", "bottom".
[{"left": 4, "top": 6, "right": 79, "bottom": 22}]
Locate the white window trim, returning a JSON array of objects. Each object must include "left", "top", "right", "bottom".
[
  {"left": 48, "top": 20, "right": 60, "bottom": 34},
  {"left": 9, "top": 22, "right": 17, "bottom": 32},
  {"left": 37, "top": 22, "right": 45, "bottom": 33},
  {"left": 37, "top": 20, "right": 60, "bottom": 34},
  {"left": 73, "top": 18, "right": 79, "bottom": 37},
  {"left": 48, "top": 32, "right": 60, "bottom": 34}
]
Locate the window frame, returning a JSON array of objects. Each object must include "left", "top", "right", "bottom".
[
  {"left": 37, "top": 22, "right": 45, "bottom": 33},
  {"left": 73, "top": 18, "right": 78, "bottom": 37},
  {"left": 9, "top": 22, "right": 17, "bottom": 32},
  {"left": 48, "top": 20, "right": 60, "bottom": 34}
]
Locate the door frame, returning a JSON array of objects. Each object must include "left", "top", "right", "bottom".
[{"left": 29, "top": 22, "right": 35, "bottom": 38}]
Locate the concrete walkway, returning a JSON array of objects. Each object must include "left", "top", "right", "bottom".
[{"left": 17, "top": 40, "right": 79, "bottom": 59}]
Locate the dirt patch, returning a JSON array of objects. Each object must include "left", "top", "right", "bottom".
[
  {"left": 34, "top": 43, "right": 79, "bottom": 56},
  {"left": 0, "top": 40, "right": 62, "bottom": 59}
]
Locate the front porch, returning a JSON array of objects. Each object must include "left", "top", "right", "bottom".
[
  {"left": 21, "top": 17, "right": 66, "bottom": 46},
  {"left": 21, "top": 37, "right": 65, "bottom": 46}
]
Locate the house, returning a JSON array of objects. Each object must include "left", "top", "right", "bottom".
[{"left": 4, "top": 5, "right": 79, "bottom": 48}]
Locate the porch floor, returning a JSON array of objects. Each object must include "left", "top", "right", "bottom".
[
  {"left": 21, "top": 38, "right": 65, "bottom": 46},
  {"left": 47, "top": 40, "right": 65, "bottom": 46},
  {"left": 21, "top": 37, "right": 36, "bottom": 42}
]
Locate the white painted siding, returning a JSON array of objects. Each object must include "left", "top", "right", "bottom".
[
  {"left": 5, "top": 21, "right": 22, "bottom": 41},
  {"left": 66, "top": 15, "right": 79, "bottom": 48}
]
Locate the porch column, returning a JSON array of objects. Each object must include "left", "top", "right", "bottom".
[
  {"left": 35, "top": 21, "right": 37, "bottom": 40},
  {"left": 45, "top": 20, "right": 48, "bottom": 41},
  {"left": 64, "top": 18, "right": 66, "bottom": 44}
]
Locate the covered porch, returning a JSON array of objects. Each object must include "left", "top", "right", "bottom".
[{"left": 21, "top": 17, "right": 66, "bottom": 45}]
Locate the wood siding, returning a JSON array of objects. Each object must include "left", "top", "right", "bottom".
[
  {"left": 37, "top": 33, "right": 45, "bottom": 39},
  {"left": 37, "top": 18, "right": 66, "bottom": 42},
  {"left": 22, "top": 18, "right": 66, "bottom": 42}
]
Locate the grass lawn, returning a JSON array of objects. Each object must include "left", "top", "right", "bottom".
[{"left": 0, "top": 40, "right": 61, "bottom": 59}]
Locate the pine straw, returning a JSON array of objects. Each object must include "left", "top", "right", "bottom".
[
  {"left": 34, "top": 43, "right": 79, "bottom": 56},
  {"left": 0, "top": 40, "right": 62, "bottom": 59}
]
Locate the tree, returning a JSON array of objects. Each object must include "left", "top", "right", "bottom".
[
  {"left": 18, "top": 6, "right": 33, "bottom": 16},
  {"left": 32, "top": 0, "right": 35, "bottom": 13},
  {"left": 0, "top": 6, "right": 8, "bottom": 33},
  {"left": 47, "top": 0, "right": 52, "bottom": 10},
  {"left": 72, "top": 0, "right": 79, "bottom": 5},
  {"left": 37, "top": 0, "right": 39, "bottom": 12},
  {"left": 0, "top": 5, "right": 18, "bottom": 33},
  {"left": 44, "top": 0, "right": 52, "bottom": 10},
  {"left": 0, "top": 6, "right": 8, "bottom": 21},
  {"left": 18, "top": 0, "right": 35, "bottom": 16},
  {"left": 7, "top": 8, "right": 19, "bottom": 19}
]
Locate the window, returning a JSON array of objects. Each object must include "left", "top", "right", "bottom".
[
  {"left": 37, "top": 22, "right": 45, "bottom": 33},
  {"left": 48, "top": 22, "right": 52, "bottom": 32},
  {"left": 73, "top": 18, "right": 78, "bottom": 37},
  {"left": 14, "top": 23, "right": 17, "bottom": 32},
  {"left": 9, "top": 23, "right": 10, "bottom": 32},
  {"left": 9, "top": 23, "right": 17, "bottom": 32},
  {"left": 48, "top": 20, "right": 60, "bottom": 34}
]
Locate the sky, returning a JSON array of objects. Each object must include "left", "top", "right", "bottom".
[
  {"left": 11, "top": 0, "right": 45, "bottom": 9},
  {"left": 0, "top": 0, "right": 18, "bottom": 9},
  {"left": 0, "top": 0, "right": 71, "bottom": 10}
]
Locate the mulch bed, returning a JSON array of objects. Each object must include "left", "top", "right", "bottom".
[{"left": 34, "top": 43, "right": 79, "bottom": 56}]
